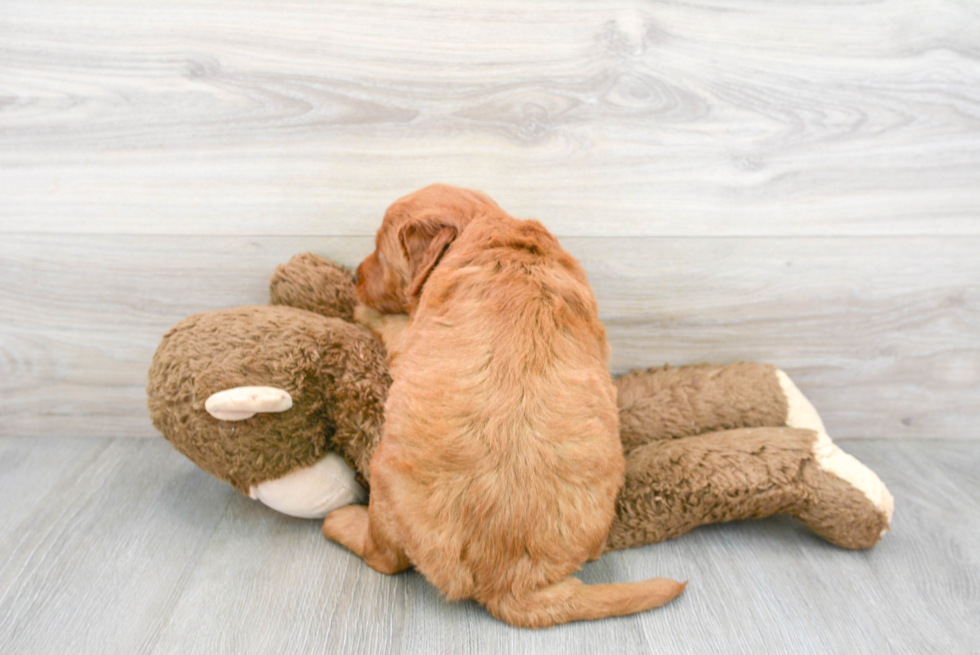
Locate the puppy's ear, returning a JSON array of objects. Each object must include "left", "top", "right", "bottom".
[{"left": 398, "top": 220, "right": 458, "bottom": 307}]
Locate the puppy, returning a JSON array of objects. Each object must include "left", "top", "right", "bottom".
[{"left": 324, "top": 185, "right": 684, "bottom": 628}]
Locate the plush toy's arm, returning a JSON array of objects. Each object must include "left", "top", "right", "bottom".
[
  {"left": 269, "top": 253, "right": 358, "bottom": 321},
  {"left": 268, "top": 252, "right": 410, "bottom": 361},
  {"left": 606, "top": 426, "right": 893, "bottom": 551}
]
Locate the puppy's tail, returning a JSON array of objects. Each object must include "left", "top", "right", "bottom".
[{"left": 486, "top": 575, "right": 686, "bottom": 629}]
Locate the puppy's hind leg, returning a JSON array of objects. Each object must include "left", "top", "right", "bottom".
[{"left": 322, "top": 505, "right": 411, "bottom": 575}]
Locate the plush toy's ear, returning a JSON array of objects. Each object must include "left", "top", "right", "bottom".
[{"left": 398, "top": 220, "right": 458, "bottom": 307}]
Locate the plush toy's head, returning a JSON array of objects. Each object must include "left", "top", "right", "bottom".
[{"left": 147, "top": 256, "right": 388, "bottom": 494}]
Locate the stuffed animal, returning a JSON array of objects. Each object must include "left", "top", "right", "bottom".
[{"left": 147, "top": 253, "right": 894, "bottom": 551}]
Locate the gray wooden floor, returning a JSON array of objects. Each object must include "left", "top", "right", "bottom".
[{"left": 0, "top": 436, "right": 976, "bottom": 654}]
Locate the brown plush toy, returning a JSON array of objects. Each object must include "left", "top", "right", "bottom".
[{"left": 148, "top": 254, "right": 893, "bottom": 551}]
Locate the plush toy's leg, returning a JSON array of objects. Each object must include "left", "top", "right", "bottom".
[
  {"left": 606, "top": 427, "right": 893, "bottom": 552},
  {"left": 322, "top": 504, "right": 411, "bottom": 575},
  {"left": 615, "top": 363, "right": 790, "bottom": 454}
]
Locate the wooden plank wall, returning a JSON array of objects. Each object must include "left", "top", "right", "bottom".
[{"left": 2, "top": 0, "right": 978, "bottom": 440}]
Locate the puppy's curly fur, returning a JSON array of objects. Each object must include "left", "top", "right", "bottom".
[{"left": 323, "top": 185, "right": 683, "bottom": 628}]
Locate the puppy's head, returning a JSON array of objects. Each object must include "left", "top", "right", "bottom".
[{"left": 356, "top": 184, "right": 499, "bottom": 313}]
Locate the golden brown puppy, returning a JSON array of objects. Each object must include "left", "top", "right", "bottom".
[{"left": 324, "top": 185, "right": 684, "bottom": 628}]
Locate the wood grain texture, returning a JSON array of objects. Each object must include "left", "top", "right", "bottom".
[
  {"left": 2, "top": 234, "right": 976, "bottom": 440},
  {"left": 2, "top": 0, "right": 980, "bottom": 236},
  {"left": 0, "top": 437, "right": 976, "bottom": 654},
  {"left": 0, "top": 438, "right": 234, "bottom": 655},
  {"left": 2, "top": 0, "right": 978, "bottom": 440},
  {"left": 0, "top": 437, "right": 107, "bottom": 562}
]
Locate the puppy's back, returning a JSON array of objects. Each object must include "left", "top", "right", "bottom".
[{"left": 381, "top": 214, "right": 684, "bottom": 624}]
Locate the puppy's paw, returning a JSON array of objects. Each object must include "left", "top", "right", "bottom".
[
  {"left": 353, "top": 305, "right": 410, "bottom": 358},
  {"left": 353, "top": 304, "right": 386, "bottom": 331},
  {"left": 323, "top": 505, "right": 410, "bottom": 574},
  {"left": 322, "top": 504, "right": 369, "bottom": 546}
]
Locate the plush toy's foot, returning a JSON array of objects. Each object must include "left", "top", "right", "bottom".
[
  {"left": 323, "top": 505, "right": 411, "bottom": 575},
  {"left": 777, "top": 370, "right": 894, "bottom": 546},
  {"left": 795, "top": 452, "right": 892, "bottom": 549},
  {"left": 249, "top": 452, "right": 367, "bottom": 519}
]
